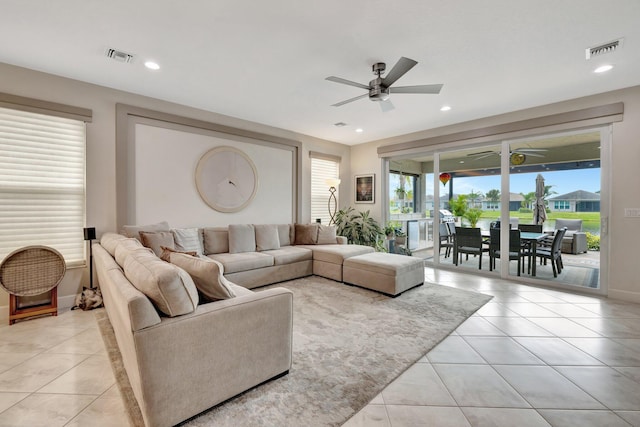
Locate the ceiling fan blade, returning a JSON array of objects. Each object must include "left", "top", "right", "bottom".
[
  {"left": 325, "top": 76, "right": 370, "bottom": 90},
  {"left": 331, "top": 93, "right": 369, "bottom": 107},
  {"left": 391, "top": 84, "right": 443, "bottom": 94},
  {"left": 382, "top": 57, "right": 417, "bottom": 87},
  {"left": 514, "top": 148, "right": 548, "bottom": 153},
  {"left": 380, "top": 100, "right": 395, "bottom": 112},
  {"left": 471, "top": 153, "right": 495, "bottom": 161},
  {"left": 468, "top": 151, "right": 496, "bottom": 157}
]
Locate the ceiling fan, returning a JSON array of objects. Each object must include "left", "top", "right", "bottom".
[
  {"left": 468, "top": 148, "right": 547, "bottom": 165},
  {"left": 325, "top": 57, "right": 443, "bottom": 112}
]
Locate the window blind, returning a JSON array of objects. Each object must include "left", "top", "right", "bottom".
[
  {"left": 311, "top": 157, "right": 339, "bottom": 225},
  {"left": 0, "top": 106, "right": 86, "bottom": 266}
]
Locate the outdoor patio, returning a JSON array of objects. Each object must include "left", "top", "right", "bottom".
[{"left": 414, "top": 245, "right": 600, "bottom": 289}]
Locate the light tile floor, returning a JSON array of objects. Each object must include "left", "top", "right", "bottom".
[
  {"left": 345, "top": 268, "right": 640, "bottom": 427},
  {"left": 0, "top": 309, "right": 128, "bottom": 427},
  {"left": 1, "top": 267, "right": 640, "bottom": 426}
]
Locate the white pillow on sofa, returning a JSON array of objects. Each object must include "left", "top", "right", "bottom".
[
  {"left": 168, "top": 253, "right": 236, "bottom": 301},
  {"left": 172, "top": 228, "right": 204, "bottom": 256}
]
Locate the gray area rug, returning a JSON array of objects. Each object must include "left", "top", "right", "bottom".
[{"left": 97, "top": 276, "right": 492, "bottom": 427}]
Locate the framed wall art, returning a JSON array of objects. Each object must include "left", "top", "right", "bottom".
[{"left": 355, "top": 174, "right": 375, "bottom": 204}]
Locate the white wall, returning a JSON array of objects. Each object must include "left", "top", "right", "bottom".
[
  {"left": 0, "top": 62, "right": 349, "bottom": 317},
  {"left": 351, "top": 85, "right": 640, "bottom": 303},
  {"left": 134, "top": 124, "right": 294, "bottom": 226}
]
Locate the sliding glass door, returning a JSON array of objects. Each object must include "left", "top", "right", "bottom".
[
  {"left": 386, "top": 126, "right": 608, "bottom": 294},
  {"left": 506, "top": 130, "right": 606, "bottom": 291}
]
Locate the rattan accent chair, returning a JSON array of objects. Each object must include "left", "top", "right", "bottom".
[{"left": 0, "top": 245, "right": 66, "bottom": 324}]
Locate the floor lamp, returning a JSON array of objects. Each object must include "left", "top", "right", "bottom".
[
  {"left": 326, "top": 178, "right": 341, "bottom": 225},
  {"left": 83, "top": 227, "right": 96, "bottom": 289}
]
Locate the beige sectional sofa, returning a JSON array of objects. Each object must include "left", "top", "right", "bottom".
[
  {"left": 96, "top": 222, "right": 375, "bottom": 427},
  {"left": 121, "top": 221, "right": 375, "bottom": 288}
]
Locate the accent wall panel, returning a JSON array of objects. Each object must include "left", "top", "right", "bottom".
[{"left": 133, "top": 122, "right": 294, "bottom": 227}]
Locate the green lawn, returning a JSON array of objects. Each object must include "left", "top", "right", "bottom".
[{"left": 481, "top": 211, "right": 600, "bottom": 228}]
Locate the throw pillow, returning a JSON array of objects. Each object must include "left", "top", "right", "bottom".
[
  {"left": 121, "top": 221, "right": 171, "bottom": 242},
  {"left": 159, "top": 246, "right": 198, "bottom": 262},
  {"left": 203, "top": 227, "right": 229, "bottom": 254},
  {"left": 122, "top": 249, "right": 198, "bottom": 317},
  {"left": 228, "top": 224, "right": 256, "bottom": 253},
  {"left": 172, "top": 228, "right": 204, "bottom": 256},
  {"left": 317, "top": 225, "right": 337, "bottom": 244},
  {"left": 294, "top": 223, "right": 319, "bottom": 245},
  {"left": 168, "top": 253, "right": 236, "bottom": 301},
  {"left": 139, "top": 231, "right": 175, "bottom": 257},
  {"left": 254, "top": 224, "right": 281, "bottom": 251}
]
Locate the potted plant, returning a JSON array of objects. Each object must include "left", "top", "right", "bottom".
[
  {"left": 449, "top": 194, "right": 468, "bottom": 225},
  {"left": 463, "top": 208, "right": 483, "bottom": 228},
  {"left": 335, "top": 207, "right": 385, "bottom": 252},
  {"left": 384, "top": 221, "right": 401, "bottom": 239},
  {"left": 395, "top": 187, "right": 406, "bottom": 200}
]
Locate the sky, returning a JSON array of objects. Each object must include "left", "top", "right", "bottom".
[{"left": 423, "top": 168, "right": 601, "bottom": 198}]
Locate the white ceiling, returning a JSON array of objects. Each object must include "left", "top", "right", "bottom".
[{"left": 2, "top": 1, "right": 639, "bottom": 145}]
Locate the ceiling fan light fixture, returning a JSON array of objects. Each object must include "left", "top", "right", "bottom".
[
  {"left": 510, "top": 152, "right": 526, "bottom": 165},
  {"left": 369, "top": 85, "right": 390, "bottom": 102}
]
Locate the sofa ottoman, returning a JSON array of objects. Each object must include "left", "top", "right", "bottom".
[
  {"left": 343, "top": 252, "right": 424, "bottom": 296},
  {"left": 299, "top": 244, "right": 375, "bottom": 282}
]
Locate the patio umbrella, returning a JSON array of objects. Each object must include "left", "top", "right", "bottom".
[{"left": 533, "top": 173, "right": 547, "bottom": 225}]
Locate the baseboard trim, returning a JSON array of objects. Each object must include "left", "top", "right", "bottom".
[{"left": 608, "top": 289, "right": 640, "bottom": 304}]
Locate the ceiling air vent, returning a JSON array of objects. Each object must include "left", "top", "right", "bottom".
[
  {"left": 585, "top": 38, "right": 623, "bottom": 60},
  {"left": 106, "top": 48, "right": 134, "bottom": 63}
]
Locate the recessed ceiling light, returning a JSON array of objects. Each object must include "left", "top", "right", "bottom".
[
  {"left": 594, "top": 64, "right": 613, "bottom": 73},
  {"left": 440, "top": 105, "right": 451, "bottom": 111},
  {"left": 144, "top": 61, "right": 160, "bottom": 70},
  {"left": 355, "top": 128, "right": 363, "bottom": 133}
]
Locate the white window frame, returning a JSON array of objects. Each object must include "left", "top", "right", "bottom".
[{"left": 310, "top": 152, "right": 340, "bottom": 225}]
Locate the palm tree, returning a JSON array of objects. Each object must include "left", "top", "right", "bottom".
[
  {"left": 521, "top": 191, "right": 536, "bottom": 209},
  {"left": 467, "top": 190, "right": 483, "bottom": 208},
  {"left": 486, "top": 189, "right": 500, "bottom": 202},
  {"left": 543, "top": 185, "right": 557, "bottom": 199}
]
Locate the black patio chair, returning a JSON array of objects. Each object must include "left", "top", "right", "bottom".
[
  {"left": 536, "top": 227, "right": 567, "bottom": 277},
  {"left": 439, "top": 223, "right": 453, "bottom": 258},
  {"left": 454, "top": 227, "right": 489, "bottom": 269},
  {"left": 518, "top": 224, "right": 543, "bottom": 233},
  {"left": 489, "top": 228, "right": 524, "bottom": 276}
]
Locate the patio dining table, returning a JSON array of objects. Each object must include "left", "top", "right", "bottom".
[{"left": 482, "top": 231, "right": 548, "bottom": 276}]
